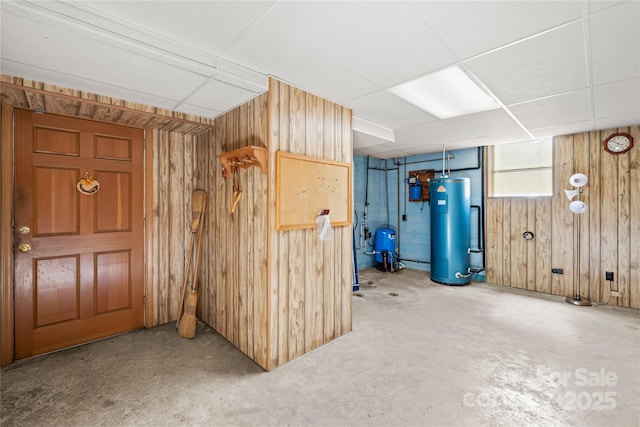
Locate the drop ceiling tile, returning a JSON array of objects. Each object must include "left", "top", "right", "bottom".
[
  {"left": 175, "top": 103, "right": 222, "bottom": 119},
  {"left": 354, "top": 144, "right": 400, "bottom": 156},
  {"left": 403, "top": 145, "right": 449, "bottom": 156},
  {"left": 0, "top": 11, "right": 210, "bottom": 100},
  {"left": 595, "top": 113, "right": 640, "bottom": 130},
  {"left": 2, "top": 0, "right": 636, "bottom": 151},
  {"left": 409, "top": 1, "right": 584, "bottom": 59},
  {"left": 394, "top": 133, "right": 424, "bottom": 148},
  {"left": 353, "top": 131, "right": 391, "bottom": 149},
  {"left": 396, "top": 121, "right": 470, "bottom": 145},
  {"left": 354, "top": 132, "right": 423, "bottom": 154},
  {"left": 474, "top": 131, "right": 534, "bottom": 146},
  {"left": 589, "top": 1, "right": 640, "bottom": 85},
  {"left": 258, "top": 1, "right": 456, "bottom": 87},
  {"left": 217, "top": 60, "right": 269, "bottom": 93},
  {"left": 439, "top": 140, "right": 489, "bottom": 152},
  {"left": 9, "top": 1, "right": 218, "bottom": 73},
  {"left": 0, "top": 60, "right": 182, "bottom": 111},
  {"left": 593, "top": 78, "right": 640, "bottom": 119},
  {"left": 373, "top": 149, "right": 413, "bottom": 160},
  {"left": 465, "top": 21, "right": 588, "bottom": 105},
  {"left": 182, "top": 79, "right": 263, "bottom": 113},
  {"left": 509, "top": 89, "right": 592, "bottom": 129},
  {"left": 221, "top": 24, "right": 378, "bottom": 104},
  {"left": 589, "top": 1, "right": 626, "bottom": 14},
  {"left": 403, "top": 138, "right": 492, "bottom": 155},
  {"left": 223, "top": 1, "right": 276, "bottom": 19},
  {"left": 445, "top": 108, "right": 523, "bottom": 138},
  {"left": 529, "top": 120, "right": 594, "bottom": 139},
  {"left": 346, "top": 90, "right": 437, "bottom": 129},
  {"left": 78, "top": 1, "right": 256, "bottom": 57}
]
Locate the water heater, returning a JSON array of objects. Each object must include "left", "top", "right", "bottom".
[{"left": 429, "top": 177, "right": 471, "bottom": 285}]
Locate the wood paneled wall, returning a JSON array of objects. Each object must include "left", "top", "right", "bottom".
[
  {"left": 1, "top": 77, "right": 352, "bottom": 369},
  {"left": 192, "top": 78, "right": 353, "bottom": 370},
  {"left": 0, "top": 81, "right": 212, "bottom": 364},
  {"left": 1, "top": 76, "right": 214, "bottom": 345},
  {"left": 147, "top": 129, "right": 198, "bottom": 325},
  {"left": 193, "top": 93, "right": 270, "bottom": 369},
  {"left": 267, "top": 78, "right": 352, "bottom": 369},
  {"left": 486, "top": 125, "right": 640, "bottom": 309},
  {"left": 1, "top": 75, "right": 214, "bottom": 134}
]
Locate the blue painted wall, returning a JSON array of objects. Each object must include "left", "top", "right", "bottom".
[
  {"left": 353, "top": 155, "right": 389, "bottom": 269},
  {"left": 353, "top": 148, "right": 486, "bottom": 281}
]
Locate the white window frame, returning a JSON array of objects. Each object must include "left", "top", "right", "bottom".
[{"left": 488, "top": 139, "right": 553, "bottom": 198}]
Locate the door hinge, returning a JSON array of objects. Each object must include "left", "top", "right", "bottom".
[{"left": 143, "top": 295, "right": 147, "bottom": 309}]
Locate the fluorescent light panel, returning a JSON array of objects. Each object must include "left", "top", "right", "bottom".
[
  {"left": 353, "top": 116, "right": 395, "bottom": 142},
  {"left": 389, "top": 66, "right": 499, "bottom": 119}
]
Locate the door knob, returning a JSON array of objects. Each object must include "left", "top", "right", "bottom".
[
  {"left": 18, "top": 244, "right": 31, "bottom": 253},
  {"left": 18, "top": 226, "right": 31, "bottom": 234}
]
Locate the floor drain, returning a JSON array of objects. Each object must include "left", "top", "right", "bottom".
[{"left": 389, "top": 292, "right": 399, "bottom": 297}]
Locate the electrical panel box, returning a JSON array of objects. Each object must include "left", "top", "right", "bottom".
[{"left": 408, "top": 169, "right": 435, "bottom": 202}]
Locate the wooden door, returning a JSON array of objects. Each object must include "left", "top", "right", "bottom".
[{"left": 14, "top": 110, "right": 144, "bottom": 359}]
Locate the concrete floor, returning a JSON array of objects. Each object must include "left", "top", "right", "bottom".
[{"left": 2, "top": 268, "right": 639, "bottom": 427}]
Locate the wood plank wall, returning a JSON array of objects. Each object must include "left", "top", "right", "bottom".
[
  {"left": 486, "top": 125, "right": 640, "bottom": 309},
  {"left": 0, "top": 76, "right": 214, "bottom": 333},
  {"left": 1, "top": 81, "right": 214, "bottom": 364},
  {"left": 267, "top": 78, "right": 352, "bottom": 369},
  {"left": 147, "top": 129, "right": 198, "bottom": 325},
  {"left": 1, "top": 75, "right": 214, "bottom": 134},
  {"left": 193, "top": 93, "right": 271, "bottom": 369},
  {"left": 1, "top": 77, "right": 352, "bottom": 369},
  {"left": 192, "top": 78, "right": 353, "bottom": 370}
]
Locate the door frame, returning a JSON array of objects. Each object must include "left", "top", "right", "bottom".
[
  {"left": 0, "top": 106, "right": 155, "bottom": 366},
  {"left": 1, "top": 105, "right": 14, "bottom": 366}
]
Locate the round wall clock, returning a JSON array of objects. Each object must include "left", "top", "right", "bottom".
[{"left": 603, "top": 132, "right": 633, "bottom": 154}]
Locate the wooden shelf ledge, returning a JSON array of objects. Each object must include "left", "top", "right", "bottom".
[{"left": 217, "top": 146, "right": 267, "bottom": 175}]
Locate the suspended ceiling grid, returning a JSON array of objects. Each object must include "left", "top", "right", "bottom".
[{"left": 1, "top": 1, "right": 638, "bottom": 158}]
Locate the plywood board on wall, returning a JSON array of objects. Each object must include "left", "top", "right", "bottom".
[{"left": 276, "top": 151, "right": 351, "bottom": 230}]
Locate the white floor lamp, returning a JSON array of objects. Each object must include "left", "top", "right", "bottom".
[{"left": 564, "top": 173, "right": 591, "bottom": 306}]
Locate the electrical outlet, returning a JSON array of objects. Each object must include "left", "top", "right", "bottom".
[
  {"left": 611, "top": 291, "right": 621, "bottom": 297},
  {"left": 606, "top": 271, "right": 614, "bottom": 281},
  {"left": 552, "top": 268, "right": 563, "bottom": 274}
]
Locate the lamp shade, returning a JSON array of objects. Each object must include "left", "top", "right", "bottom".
[
  {"left": 569, "top": 173, "right": 588, "bottom": 187},
  {"left": 569, "top": 200, "right": 587, "bottom": 214},
  {"left": 564, "top": 189, "right": 580, "bottom": 200}
]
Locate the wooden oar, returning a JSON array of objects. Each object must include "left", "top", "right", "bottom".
[
  {"left": 178, "top": 191, "right": 207, "bottom": 338},
  {"left": 176, "top": 189, "right": 207, "bottom": 327}
]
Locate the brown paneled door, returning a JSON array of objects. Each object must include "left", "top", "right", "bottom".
[{"left": 14, "top": 110, "right": 144, "bottom": 359}]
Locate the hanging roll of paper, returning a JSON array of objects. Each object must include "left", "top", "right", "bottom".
[{"left": 316, "top": 210, "right": 333, "bottom": 241}]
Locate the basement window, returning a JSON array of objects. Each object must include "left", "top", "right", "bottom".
[{"left": 489, "top": 139, "right": 553, "bottom": 197}]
